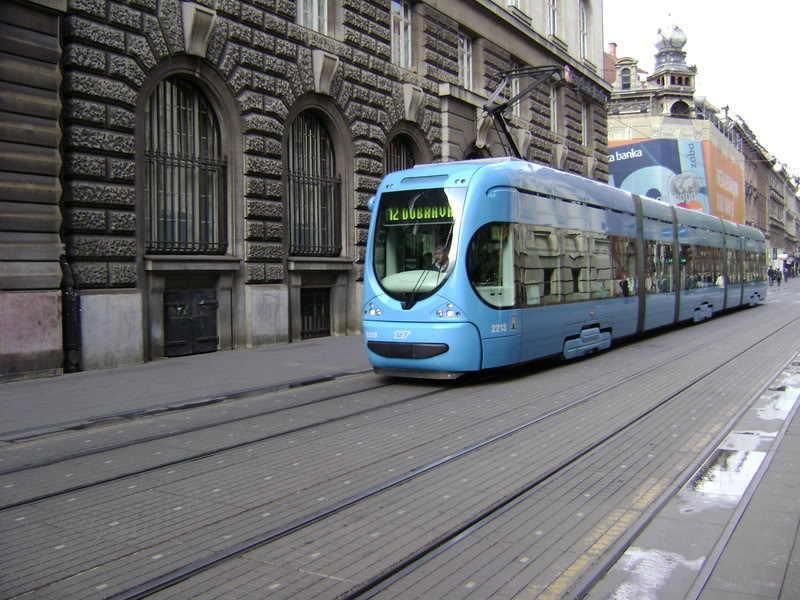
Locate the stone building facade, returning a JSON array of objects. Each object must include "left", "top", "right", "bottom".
[
  {"left": 1, "top": 0, "right": 610, "bottom": 379},
  {"left": 605, "top": 24, "right": 799, "bottom": 268},
  {"left": 736, "top": 117, "right": 800, "bottom": 271}
]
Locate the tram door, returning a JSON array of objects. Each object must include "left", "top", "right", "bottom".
[{"left": 163, "top": 290, "right": 219, "bottom": 357}]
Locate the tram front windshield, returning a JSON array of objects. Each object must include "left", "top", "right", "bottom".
[{"left": 373, "top": 187, "right": 465, "bottom": 305}]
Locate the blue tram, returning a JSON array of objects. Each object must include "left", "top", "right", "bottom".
[{"left": 362, "top": 158, "right": 767, "bottom": 378}]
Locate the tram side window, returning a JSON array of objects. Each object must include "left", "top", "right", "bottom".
[
  {"left": 728, "top": 248, "right": 742, "bottom": 284},
  {"left": 742, "top": 251, "right": 751, "bottom": 283},
  {"left": 589, "top": 233, "right": 634, "bottom": 299},
  {"left": 679, "top": 244, "right": 694, "bottom": 289},
  {"left": 608, "top": 235, "right": 637, "bottom": 297},
  {"left": 561, "top": 231, "right": 589, "bottom": 302},
  {"left": 757, "top": 251, "right": 767, "bottom": 281},
  {"left": 467, "top": 222, "right": 515, "bottom": 308},
  {"left": 645, "top": 240, "right": 674, "bottom": 293},
  {"left": 744, "top": 249, "right": 766, "bottom": 282},
  {"left": 519, "top": 225, "right": 637, "bottom": 306},
  {"left": 680, "top": 243, "right": 723, "bottom": 289},
  {"left": 591, "top": 235, "right": 613, "bottom": 298},
  {"left": 520, "top": 225, "right": 560, "bottom": 306},
  {"left": 711, "top": 247, "right": 723, "bottom": 286},
  {"left": 755, "top": 251, "right": 767, "bottom": 282}
]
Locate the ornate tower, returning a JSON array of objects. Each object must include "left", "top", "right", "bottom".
[{"left": 647, "top": 23, "right": 697, "bottom": 117}]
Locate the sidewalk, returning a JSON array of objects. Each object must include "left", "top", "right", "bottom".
[
  {"left": 0, "top": 334, "right": 371, "bottom": 441},
  {"left": 584, "top": 350, "right": 800, "bottom": 600}
]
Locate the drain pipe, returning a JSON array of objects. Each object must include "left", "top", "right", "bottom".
[{"left": 60, "top": 255, "right": 81, "bottom": 373}]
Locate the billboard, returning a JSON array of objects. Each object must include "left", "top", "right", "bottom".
[
  {"left": 703, "top": 128, "right": 745, "bottom": 223},
  {"left": 608, "top": 138, "right": 745, "bottom": 223},
  {"left": 608, "top": 139, "right": 708, "bottom": 212}
]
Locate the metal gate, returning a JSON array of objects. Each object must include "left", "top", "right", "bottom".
[
  {"left": 300, "top": 287, "right": 330, "bottom": 339},
  {"left": 163, "top": 290, "right": 219, "bottom": 357}
]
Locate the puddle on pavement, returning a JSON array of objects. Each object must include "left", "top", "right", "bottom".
[
  {"left": 688, "top": 448, "right": 766, "bottom": 499},
  {"left": 598, "top": 547, "right": 704, "bottom": 600},
  {"left": 755, "top": 382, "right": 800, "bottom": 421},
  {"left": 590, "top": 361, "right": 800, "bottom": 600},
  {"left": 675, "top": 379, "right": 800, "bottom": 513},
  {"left": 719, "top": 430, "right": 776, "bottom": 452}
]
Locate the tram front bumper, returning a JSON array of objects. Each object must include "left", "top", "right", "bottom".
[{"left": 362, "top": 321, "right": 482, "bottom": 375}]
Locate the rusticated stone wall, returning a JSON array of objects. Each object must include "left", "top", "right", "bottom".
[
  {"left": 60, "top": 0, "right": 455, "bottom": 292},
  {"left": 62, "top": 0, "right": 142, "bottom": 289},
  {"left": 0, "top": 0, "right": 66, "bottom": 380}
]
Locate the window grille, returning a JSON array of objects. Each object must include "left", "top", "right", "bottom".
[
  {"left": 301, "top": 287, "right": 331, "bottom": 339},
  {"left": 385, "top": 135, "right": 416, "bottom": 174},
  {"left": 145, "top": 77, "right": 226, "bottom": 255},
  {"left": 391, "top": 0, "right": 412, "bottom": 69},
  {"left": 287, "top": 111, "right": 341, "bottom": 257}
]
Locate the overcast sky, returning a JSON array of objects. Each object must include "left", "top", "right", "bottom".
[{"left": 603, "top": 0, "right": 800, "bottom": 177}]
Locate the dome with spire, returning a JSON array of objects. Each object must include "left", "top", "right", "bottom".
[
  {"left": 652, "top": 21, "right": 693, "bottom": 77},
  {"left": 655, "top": 23, "right": 687, "bottom": 51}
]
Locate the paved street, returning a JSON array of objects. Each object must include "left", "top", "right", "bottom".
[{"left": 1, "top": 286, "right": 800, "bottom": 599}]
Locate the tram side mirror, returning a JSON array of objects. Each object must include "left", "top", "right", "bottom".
[{"left": 367, "top": 195, "right": 376, "bottom": 212}]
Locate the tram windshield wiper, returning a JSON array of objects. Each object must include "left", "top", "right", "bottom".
[{"left": 403, "top": 270, "right": 442, "bottom": 310}]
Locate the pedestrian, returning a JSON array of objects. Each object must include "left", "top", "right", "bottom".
[
  {"left": 776, "top": 268, "right": 782, "bottom": 287},
  {"left": 768, "top": 266, "right": 774, "bottom": 286}
]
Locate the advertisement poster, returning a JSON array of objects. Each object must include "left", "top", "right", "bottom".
[
  {"left": 608, "top": 139, "right": 710, "bottom": 213},
  {"left": 702, "top": 137, "right": 745, "bottom": 224}
]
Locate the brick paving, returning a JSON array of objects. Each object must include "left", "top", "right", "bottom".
[{"left": 1, "top": 290, "right": 800, "bottom": 599}]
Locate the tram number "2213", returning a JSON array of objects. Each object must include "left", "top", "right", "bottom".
[{"left": 490, "top": 323, "right": 508, "bottom": 333}]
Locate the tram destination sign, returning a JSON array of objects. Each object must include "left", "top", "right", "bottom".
[{"left": 384, "top": 205, "right": 454, "bottom": 224}]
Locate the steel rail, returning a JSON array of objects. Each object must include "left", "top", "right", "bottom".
[{"left": 109, "top": 339, "right": 725, "bottom": 600}]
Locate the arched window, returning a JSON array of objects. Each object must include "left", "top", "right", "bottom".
[
  {"left": 385, "top": 134, "right": 416, "bottom": 174},
  {"left": 620, "top": 68, "right": 631, "bottom": 90},
  {"left": 670, "top": 101, "right": 691, "bottom": 116},
  {"left": 145, "top": 77, "right": 226, "bottom": 254},
  {"left": 287, "top": 110, "right": 341, "bottom": 256}
]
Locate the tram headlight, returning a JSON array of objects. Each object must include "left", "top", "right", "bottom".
[
  {"left": 366, "top": 303, "right": 382, "bottom": 316},
  {"left": 434, "top": 302, "right": 462, "bottom": 319}
]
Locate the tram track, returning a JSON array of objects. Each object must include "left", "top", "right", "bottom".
[
  {"left": 0, "top": 325, "right": 713, "bottom": 513},
  {"left": 4, "top": 307, "right": 794, "bottom": 600},
  {"left": 0, "top": 323, "right": 717, "bottom": 511},
  {"left": 339, "top": 323, "right": 786, "bottom": 600},
  {"left": 0, "top": 379, "right": 393, "bottom": 475},
  {"left": 103, "top": 314, "right": 794, "bottom": 600},
  {"left": 0, "top": 379, "right": 464, "bottom": 511},
  {"left": 111, "top": 344, "right": 696, "bottom": 600}
]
